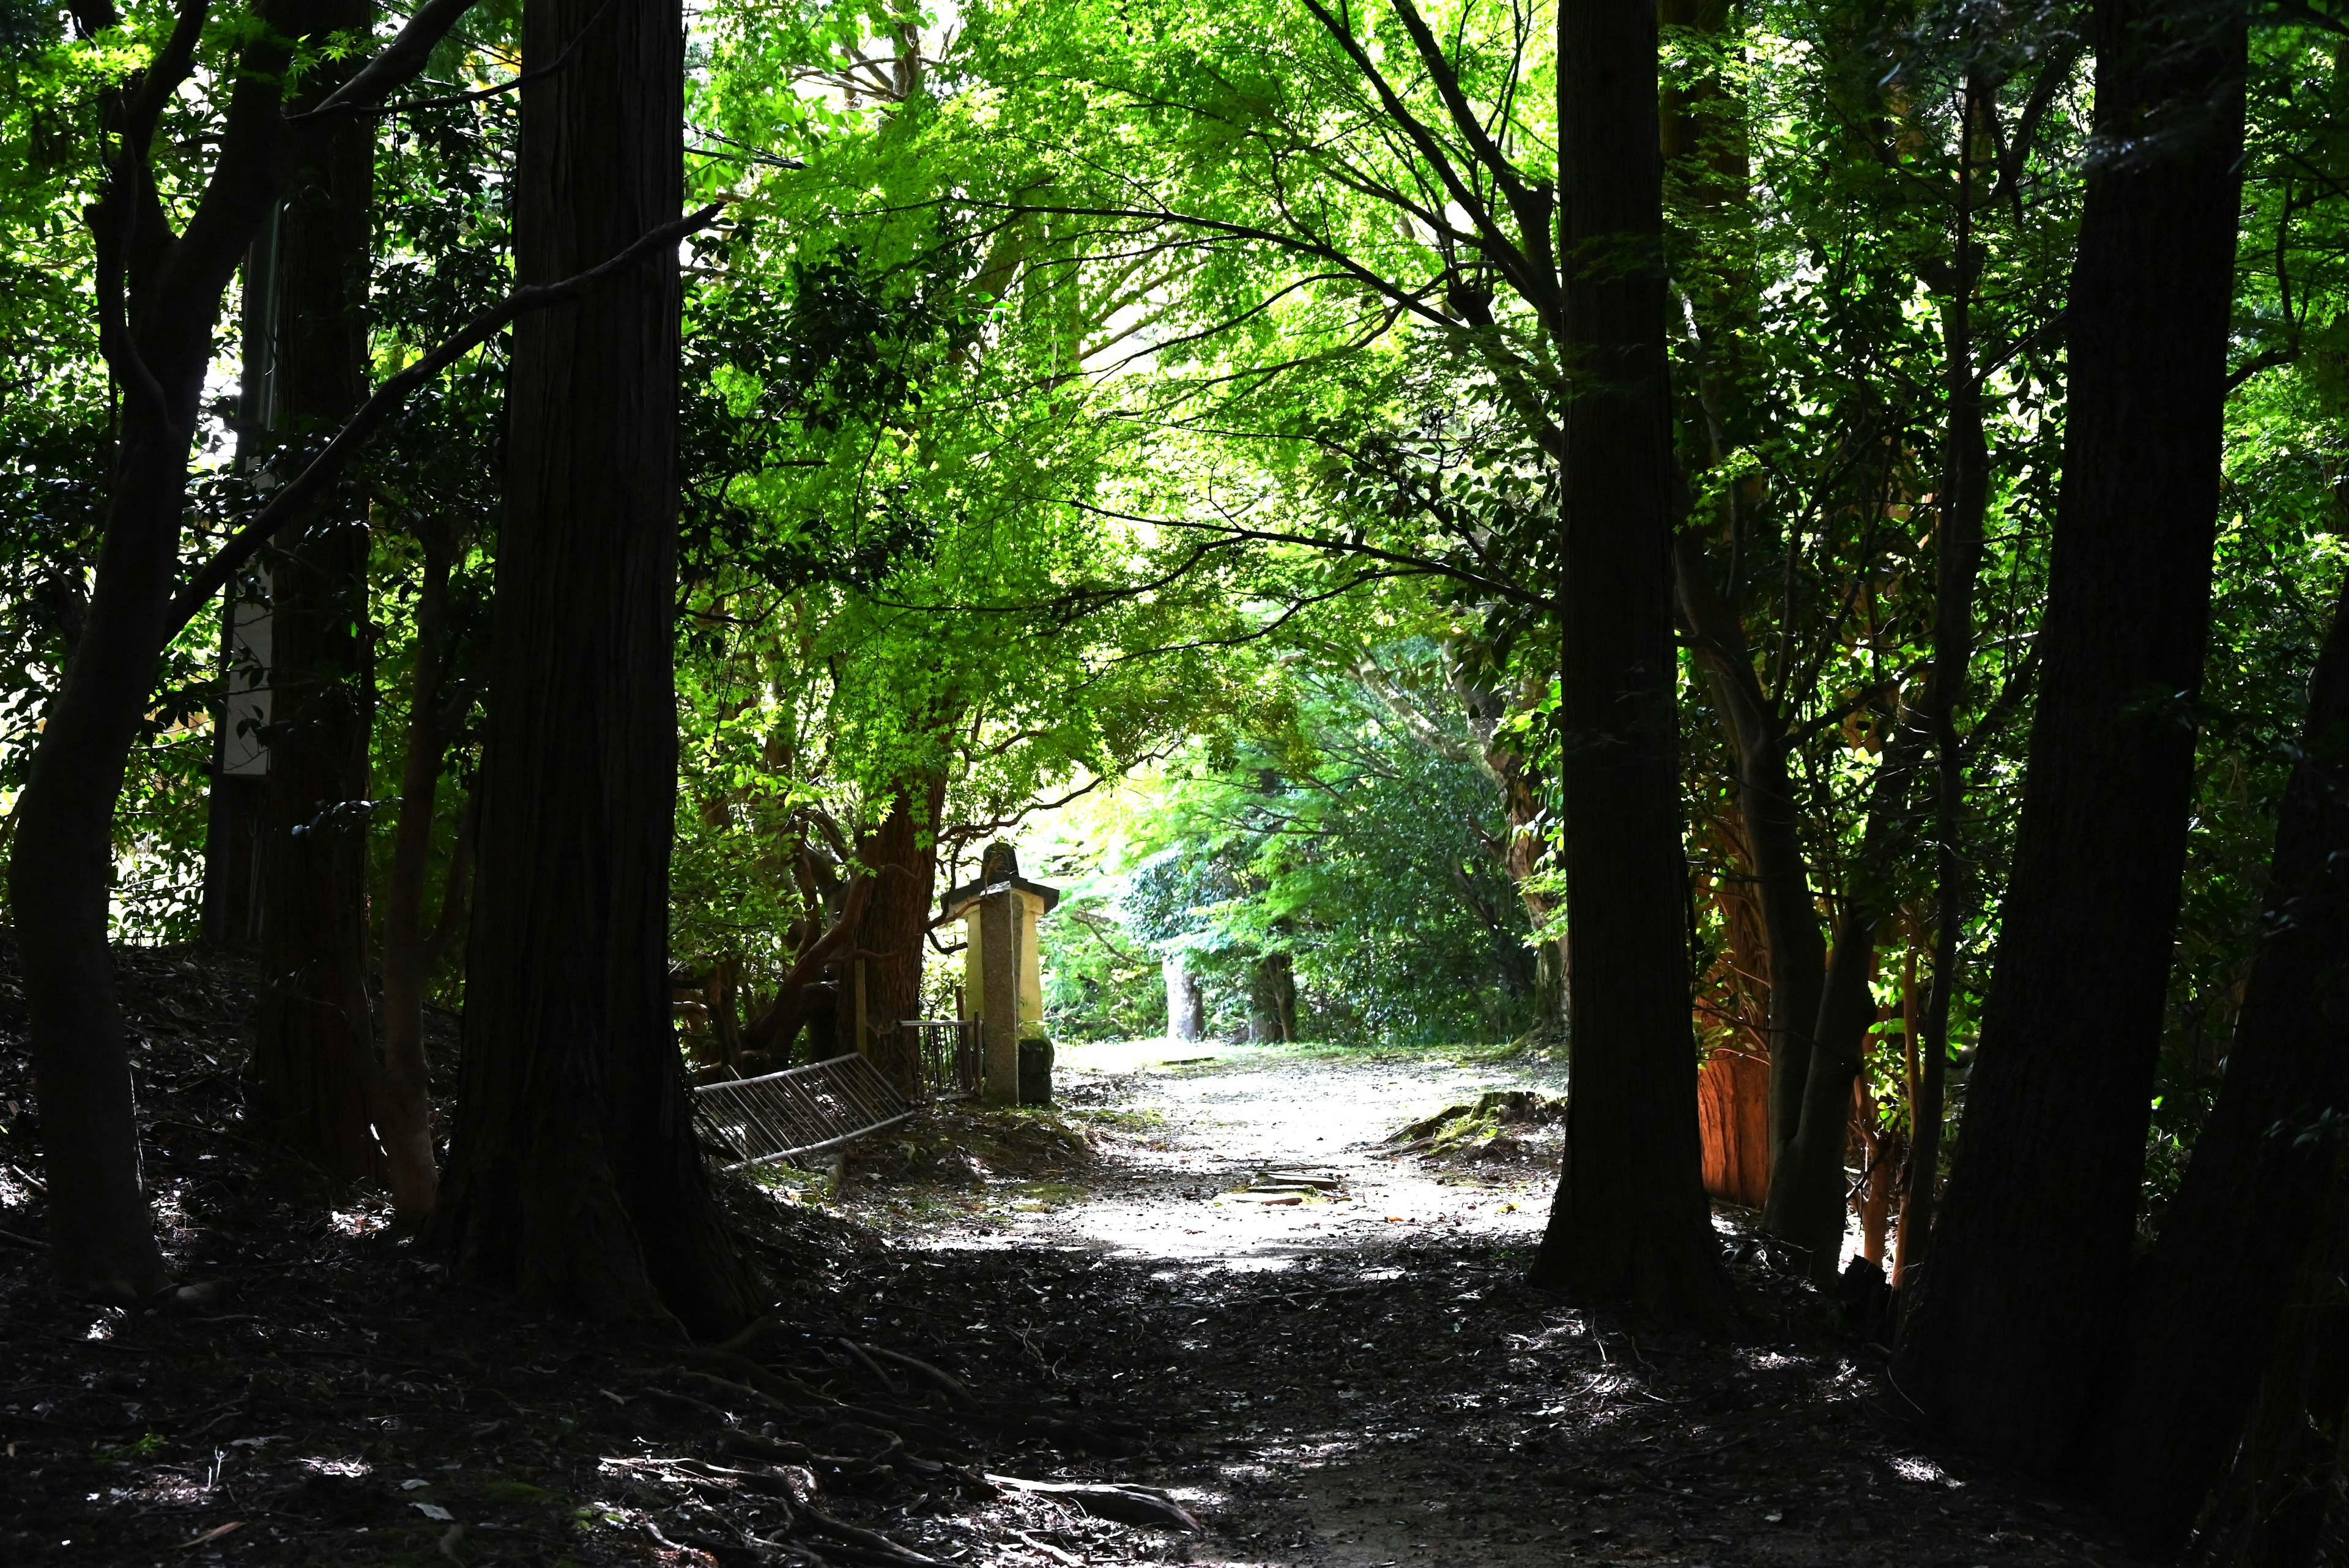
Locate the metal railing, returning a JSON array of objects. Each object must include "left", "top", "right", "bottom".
[{"left": 692, "top": 1051, "right": 917, "bottom": 1171}]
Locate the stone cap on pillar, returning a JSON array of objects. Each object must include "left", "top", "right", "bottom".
[{"left": 941, "top": 841, "right": 1061, "bottom": 920}]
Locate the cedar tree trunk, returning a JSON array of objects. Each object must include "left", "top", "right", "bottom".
[
  {"left": 431, "top": 0, "right": 760, "bottom": 1336},
  {"left": 250, "top": 4, "right": 383, "bottom": 1180},
  {"left": 1529, "top": 0, "right": 1726, "bottom": 1318},
  {"left": 1891, "top": 0, "right": 2246, "bottom": 1467},
  {"left": 2076, "top": 574, "right": 2349, "bottom": 1555}
]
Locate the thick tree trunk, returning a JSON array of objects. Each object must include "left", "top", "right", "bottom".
[
  {"left": 2075, "top": 576, "right": 2349, "bottom": 1555},
  {"left": 1891, "top": 0, "right": 2246, "bottom": 1468},
  {"left": 1164, "top": 956, "right": 1206, "bottom": 1041},
  {"left": 250, "top": 7, "right": 382, "bottom": 1180},
  {"left": 1249, "top": 951, "right": 1297, "bottom": 1043},
  {"left": 1529, "top": 0, "right": 1726, "bottom": 1318},
  {"left": 431, "top": 0, "right": 760, "bottom": 1336},
  {"left": 855, "top": 771, "right": 948, "bottom": 1098}
]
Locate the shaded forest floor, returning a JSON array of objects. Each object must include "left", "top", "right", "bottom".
[{"left": 0, "top": 942, "right": 2139, "bottom": 1567}]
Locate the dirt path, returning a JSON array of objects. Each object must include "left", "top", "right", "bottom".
[
  {"left": 0, "top": 956, "right": 2136, "bottom": 1568},
  {"left": 841, "top": 1043, "right": 2134, "bottom": 1568},
  {"left": 907, "top": 1042, "right": 1566, "bottom": 1268}
]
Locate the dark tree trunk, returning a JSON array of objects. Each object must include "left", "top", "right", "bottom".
[
  {"left": 12, "top": 439, "right": 189, "bottom": 1300},
  {"left": 2076, "top": 575, "right": 2349, "bottom": 1556},
  {"left": 431, "top": 0, "right": 760, "bottom": 1336},
  {"left": 855, "top": 771, "right": 949, "bottom": 1098},
  {"left": 250, "top": 5, "right": 382, "bottom": 1180},
  {"left": 377, "top": 529, "right": 469, "bottom": 1228},
  {"left": 1530, "top": 0, "right": 1726, "bottom": 1318},
  {"left": 8, "top": 24, "right": 303, "bottom": 1299},
  {"left": 1891, "top": 0, "right": 2246, "bottom": 1468},
  {"left": 1249, "top": 951, "right": 1297, "bottom": 1044}
]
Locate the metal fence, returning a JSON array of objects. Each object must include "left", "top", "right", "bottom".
[
  {"left": 690, "top": 1018, "right": 981, "bottom": 1170},
  {"left": 692, "top": 1051, "right": 917, "bottom": 1171},
  {"left": 903, "top": 1017, "right": 981, "bottom": 1101}
]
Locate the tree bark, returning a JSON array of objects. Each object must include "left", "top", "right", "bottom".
[
  {"left": 2076, "top": 574, "right": 2349, "bottom": 1555},
  {"left": 8, "top": 20, "right": 301, "bottom": 1299},
  {"left": 1891, "top": 0, "right": 2246, "bottom": 1468},
  {"left": 1529, "top": 0, "right": 1726, "bottom": 1319},
  {"left": 250, "top": 0, "right": 382, "bottom": 1181},
  {"left": 431, "top": 0, "right": 760, "bottom": 1336},
  {"left": 1674, "top": 541, "right": 1827, "bottom": 1181},
  {"left": 376, "top": 528, "right": 468, "bottom": 1229},
  {"left": 854, "top": 771, "right": 948, "bottom": 1098}
]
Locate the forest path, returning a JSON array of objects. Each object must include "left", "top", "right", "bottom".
[
  {"left": 850, "top": 1044, "right": 2124, "bottom": 1568},
  {"left": 915, "top": 1041, "right": 1565, "bottom": 1269}
]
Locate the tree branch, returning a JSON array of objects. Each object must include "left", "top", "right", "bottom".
[{"left": 166, "top": 204, "right": 725, "bottom": 639}]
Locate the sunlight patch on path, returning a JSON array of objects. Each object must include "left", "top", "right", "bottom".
[{"left": 916, "top": 1041, "right": 1564, "bottom": 1269}]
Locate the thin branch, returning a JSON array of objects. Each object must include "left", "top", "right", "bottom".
[{"left": 166, "top": 204, "right": 725, "bottom": 638}]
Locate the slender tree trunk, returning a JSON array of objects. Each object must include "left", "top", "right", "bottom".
[
  {"left": 855, "top": 770, "right": 948, "bottom": 1098},
  {"left": 2076, "top": 574, "right": 2349, "bottom": 1555},
  {"left": 250, "top": 4, "right": 382, "bottom": 1180},
  {"left": 10, "top": 440, "right": 187, "bottom": 1299},
  {"left": 1892, "top": 0, "right": 2246, "bottom": 1466},
  {"left": 376, "top": 531, "right": 465, "bottom": 1228},
  {"left": 1531, "top": 0, "right": 1726, "bottom": 1318},
  {"left": 1897, "top": 72, "right": 1994, "bottom": 1298},
  {"left": 8, "top": 23, "right": 309, "bottom": 1298},
  {"left": 1450, "top": 657, "right": 1567, "bottom": 1035},
  {"left": 1891, "top": 937, "right": 1927, "bottom": 1285},
  {"left": 431, "top": 0, "right": 760, "bottom": 1336},
  {"left": 1674, "top": 544, "right": 1828, "bottom": 1180}
]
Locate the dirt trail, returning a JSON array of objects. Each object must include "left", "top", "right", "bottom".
[
  {"left": 914, "top": 1042, "right": 1565, "bottom": 1268},
  {"left": 847, "top": 1044, "right": 2132, "bottom": 1568}
]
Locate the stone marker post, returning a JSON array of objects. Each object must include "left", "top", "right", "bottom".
[{"left": 942, "top": 841, "right": 1059, "bottom": 1105}]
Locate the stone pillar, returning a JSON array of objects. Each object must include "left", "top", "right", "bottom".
[{"left": 978, "top": 888, "right": 1020, "bottom": 1103}]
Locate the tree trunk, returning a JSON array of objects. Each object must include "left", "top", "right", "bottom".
[
  {"left": 376, "top": 530, "right": 468, "bottom": 1229},
  {"left": 1897, "top": 71, "right": 1995, "bottom": 1298},
  {"left": 431, "top": 0, "right": 760, "bottom": 1337},
  {"left": 1674, "top": 540, "right": 1827, "bottom": 1182},
  {"left": 1450, "top": 655, "right": 1567, "bottom": 1037},
  {"left": 10, "top": 437, "right": 187, "bottom": 1300},
  {"left": 250, "top": 4, "right": 382, "bottom": 1181},
  {"left": 1891, "top": 0, "right": 2246, "bottom": 1467},
  {"left": 1165, "top": 955, "right": 1206, "bottom": 1041},
  {"left": 1530, "top": 0, "right": 1726, "bottom": 1319},
  {"left": 2076, "top": 574, "right": 2349, "bottom": 1556},
  {"left": 1249, "top": 951, "right": 1296, "bottom": 1043},
  {"left": 7, "top": 22, "right": 311, "bottom": 1298},
  {"left": 854, "top": 771, "right": 948, "bottom": 1098}
]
